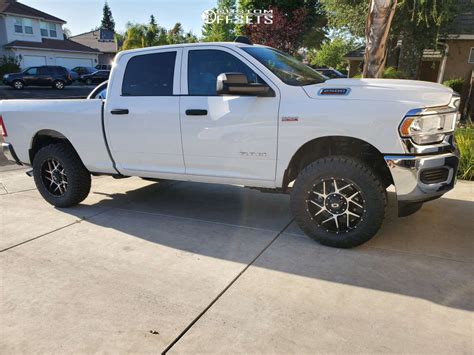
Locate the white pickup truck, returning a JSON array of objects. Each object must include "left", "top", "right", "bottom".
[{"left": 0, "top": 39, "right": 460, "bottom": 248}]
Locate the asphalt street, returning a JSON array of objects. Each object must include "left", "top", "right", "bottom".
[{"left": 0, "top": 84, "right": 95, "bottom": 100}]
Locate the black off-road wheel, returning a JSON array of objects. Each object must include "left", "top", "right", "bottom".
[
  {"left": 291, "top": 156, "right": 386, "bottom": 248},
  {"left": 33, "top": 143, "right": 91, "bottom": 207}
]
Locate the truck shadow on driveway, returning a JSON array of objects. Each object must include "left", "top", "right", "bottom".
[{"left": 61, "top": 180, "right": 474, "bottom": 312}]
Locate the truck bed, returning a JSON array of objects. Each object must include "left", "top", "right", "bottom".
[{"left": 0, "top": 99, "right": 116, "bottom": 174}]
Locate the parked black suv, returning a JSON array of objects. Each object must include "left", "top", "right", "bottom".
[{"left": 3, "top": 66, "right": 73, "bottom": 90}]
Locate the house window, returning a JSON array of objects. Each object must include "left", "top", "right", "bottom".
[
  {"left": 13, "top": 17, "right": 33, "bottom": 34},
  {"left": 469, "top": 48, "right": 474, "bottom": 64},
  {"left": 24, "top": 18, "right": 33, "bottom": 34},
  {"left": 40, "top": 21, "right": 48, "bottom": 36},
  {"left": 49, "top": 23, "right": 57, "bottom": 38},
  {"left": 14, "top": 17, "right": 23, "bottom": 33}
]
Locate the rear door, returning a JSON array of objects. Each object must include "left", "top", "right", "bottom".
[
  {"left": 37, "top": 67, "right": 52, "bottom": 85},
  {"left": 104, "top": 48, "right": 185, "bottom": 176}
]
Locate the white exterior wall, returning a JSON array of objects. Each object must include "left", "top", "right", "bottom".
[
  {"left": 10, "top": 47, "right": 99, "bottom": 69},
  {"left": 3, "top": 15, "right": 64, "bottom": 43}
]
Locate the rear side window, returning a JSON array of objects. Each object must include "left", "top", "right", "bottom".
[
  {"left": 122, "top": 52, "right": 176, "bottom": 96},
  {"left": 188, "top": 49, "right": 262, "bottom": 96},
  {"left": 38, "top": 67, "right": 50, "bottom": 75}
]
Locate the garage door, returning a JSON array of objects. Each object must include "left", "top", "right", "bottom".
[
  {"left": 56, "top": 57, "right": 93, "bottom": 70},
  {"left": 22, "top": 55, "right": 46, "bottom": 69}
]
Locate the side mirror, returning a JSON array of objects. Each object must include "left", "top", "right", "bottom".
[{"left": 216, "top": 73, "right": 272, "bottom": 97}]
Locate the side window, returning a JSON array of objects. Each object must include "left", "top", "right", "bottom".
[
  {"left": 122, "top": 51, "right": 176, "bottom": 96},
  {"left": 25, "top": 68, "right": 38, "bottom": 75},
  {"left": 188, "top": 49, "right": 262, "bottom": 95},
  {"left": 38, "top": 67, "right": 49, "bottom": 75}
]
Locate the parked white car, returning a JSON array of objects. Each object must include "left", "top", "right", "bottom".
[{"left": 0, "top": 39, "right": 460, "bottom": 248}]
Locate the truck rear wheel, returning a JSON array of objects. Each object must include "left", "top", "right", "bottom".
[
  {"left": 33, "top": 143, "right": 91, "bottom": 207},
  {"left": 291, "top": 156, "right": 386, "bottom": 248}
]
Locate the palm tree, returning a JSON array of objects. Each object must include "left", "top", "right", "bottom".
[
  {"left": 121, "top": 23, "right": 148, "bottom": 50},
  {"left": 362, "top": 0, "right": 397, "bottom": 78}
]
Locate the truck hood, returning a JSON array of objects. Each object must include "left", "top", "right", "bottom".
[{"left": 303, "top": 78, "right": 453, "bottom": 108}]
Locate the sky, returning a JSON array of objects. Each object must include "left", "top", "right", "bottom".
[{"left": 20, "top": 0, "right": 216, "bottom": 36}]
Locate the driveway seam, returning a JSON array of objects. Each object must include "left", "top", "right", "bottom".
[
  {"left": 0, "top": 181, "right": 180, "bottom": 253},
  {"left": 1, "top": 188, "right": 37, "bottom": 195},
  {"left": 114, "top": 207, "right": 288, "bottom": 233},
  {"left": 283, "top": 232, "right": 474, "bottom": 264},
  {"left": 161, "top": 218, "right": 295, "bottom": 354},
  {"left": 0, "top": 207, "right": 116, "bottom": 253}
]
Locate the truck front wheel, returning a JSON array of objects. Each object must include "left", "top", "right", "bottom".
[
  {"left": 33, "top": 143, "right": 91, "bottom": 207},
  {"left": 291, "top": 156, "right": 386, "bottom": 248}
]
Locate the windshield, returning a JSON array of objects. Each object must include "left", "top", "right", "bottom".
[{"left": 242, "top": 47, "right": 326, "bottom": 86}]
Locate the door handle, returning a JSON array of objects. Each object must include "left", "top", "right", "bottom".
[
  {"left": 185, "top": 109, "right": 207, "bottom": 116},
  {"left": 111, "top": 109, "right": 129, "bottom": 115}
]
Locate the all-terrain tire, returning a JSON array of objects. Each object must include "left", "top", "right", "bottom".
[
  {"left": 33, "top": 143, "right": 91, "bottom": 207},
  {"left": 291, "top": 156, "right": 386, "bottom": 248}
]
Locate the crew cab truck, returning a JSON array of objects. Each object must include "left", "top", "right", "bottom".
[{"left": 0, "top": 39, "right": 460, "bottom": 248}]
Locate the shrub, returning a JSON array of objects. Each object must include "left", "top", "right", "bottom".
[
  {"left": 0, "top": 55, "right": 21, "bottom": 77},
  {"left": 455, "top": 125, "right": 474, "bottom": 180},
  {"left": 443, "top": 78, "right": 464, "bottom": 94},
  {"left": 382, "top": 66, "right": 407, "bottom": 79}
]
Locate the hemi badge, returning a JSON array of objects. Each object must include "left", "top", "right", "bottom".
[
  {"left": 318, "top": 88, "right": 350, "bottom": 96},
  {"left": 282, "top": 116, "right": 299, "bottom": 122}
]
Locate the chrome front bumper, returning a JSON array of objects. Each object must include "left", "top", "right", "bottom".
[
  {"left": 1, "top": 142, "right": 22, "bottom": 165},
  {"left": 384, "top": 152, "right": 459, "bottom": 215}
]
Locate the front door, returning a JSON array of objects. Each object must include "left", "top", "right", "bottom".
[
  {"left": 104, "top": 49, "right": 185, "bottom": 176},
  {"left": 22, "top": 67, "right": 39, "bottom": 85},
  {"left": 179, "top": 47, "right": 280, "bottom": 181}
]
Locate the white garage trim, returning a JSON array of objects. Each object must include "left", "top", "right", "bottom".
[{"left": 56, "top": 57, "right": 93, "bottom": 69}]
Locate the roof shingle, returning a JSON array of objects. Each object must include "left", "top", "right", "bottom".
[
  {"left": 0, "top": 0, "right": 65, "bottom": 23},
  {"left": 5, "top": 38, "right": 101, "bottom": 53}
]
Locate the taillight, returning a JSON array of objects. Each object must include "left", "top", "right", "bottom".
[{"left": 0, "top": 116, "right": 7, "bottom": 137}]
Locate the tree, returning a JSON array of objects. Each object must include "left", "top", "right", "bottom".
[
  {"left": 239, "top": 0, "right": 327, "bottom": 49},
  {"left": 244, "top": 7, "right": 308, "bottom": 55},
  {"left": 202, "top": 0, "right": 237, "bottom": 42},
  {"left": 168, "top": 23, "right": 185, "bottom": 44},
  {"left": 63, "top": 27, "right": 72, "bottom": 39},
  {"left": 362, "top": 0, "right": 397, "bottom": 78},
  {"left": 308, "top": 37, "right": 357, "bottom": 70},
  {"left": 121, "top": 23, "right": 147, "bottom": 50},
  {"left": 101, "top": 1, "right": 115, "bottom": 32},
  {"left": 320, "top": 0, "right": 461, "bottom": 78}
]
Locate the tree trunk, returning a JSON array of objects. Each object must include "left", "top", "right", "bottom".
[{"left": 363, "top": 0, "right": 397, "bottom": 78}]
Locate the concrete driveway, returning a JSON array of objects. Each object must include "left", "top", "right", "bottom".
[{"left": 0, "top": 167, "right": 473, "bottom": 353}]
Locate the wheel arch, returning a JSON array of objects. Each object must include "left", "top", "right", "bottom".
[
  {"left": 29, "top": 129, "right": 82, "bottom": 165},
  {"left": 282, "top": 136, "right": 393, "bottom": 190}
]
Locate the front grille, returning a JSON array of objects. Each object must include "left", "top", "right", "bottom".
[{"left": 420, "top": 168, "right": 449, "bottom": 184}]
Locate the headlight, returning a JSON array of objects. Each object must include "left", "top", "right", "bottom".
[
  {"left": 3, "top": 74, "right": 8, "bottom": 79},
  {"left": 399, "top": 108, "right": 458, "bottom": 145}
]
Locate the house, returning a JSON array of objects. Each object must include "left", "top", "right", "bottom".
[
  {"left": 0, "top": 0, "right": 100, "bottom": 69},
  {"left": 70, "top": 29, "right": 118, "bottom": 66},
  {"left": 343, "top": 7, "right": 474, "bottom": 87}
]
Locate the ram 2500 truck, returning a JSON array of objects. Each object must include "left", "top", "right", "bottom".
[{"left": 0, "top": 40, "right": 460, "bottom": 248}]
